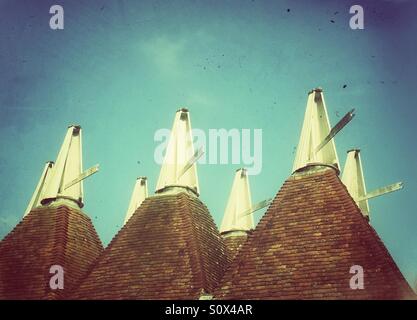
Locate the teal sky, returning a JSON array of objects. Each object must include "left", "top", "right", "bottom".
[{"left": 1, "top": 0, "right": 417, "bottom": 287}]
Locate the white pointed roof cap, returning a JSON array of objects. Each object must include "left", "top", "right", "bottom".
[
  {"left": 342, "top": 149, "right": 370, "bottom": 218},
  {"left": 220, "top": 168, "right": 254, "bottom": 234},
  {"left": 124, "top": 177, "right": 148, "bottom": 224},
  {"left": 41, "top": 125, "right": 84, "bottom": 208},
  {"left": 24, "top": 161, "right": 54, "bottom": 217},
  {"left": 155, "top": 108, "right": 199, "bottom": 196},
  {"left": 292, "top": 88, "right": 340, "bottom": 173}
]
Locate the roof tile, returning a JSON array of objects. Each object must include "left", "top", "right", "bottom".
[
  {"left": 215, "top": 168, "right": 415, "bottom": 300},
  {"left": 0, "top": 205, "right": 103, "bottom": 299},
  {"left": 72, "top": 192, "right": 232, "bottom": 299}
]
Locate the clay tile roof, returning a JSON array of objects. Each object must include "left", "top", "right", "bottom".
[
  {"left": 222, "top": 232, "right": 252, "bottom": 261},
  {"left": 215, "top": 167, "right": 415, "bottom": 300},
  {"left": 0, "top": 205, "right": 103, "bottom": 300},
  {"left": 72, "top": 192, "right": 232, "bottom": 300}
]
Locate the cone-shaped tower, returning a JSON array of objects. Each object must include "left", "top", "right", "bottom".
[
  {"left": 156, "top": 108, "right": 199, "bottom": 196},
  {"left": 23, "top": 161, "right": 54, "bottom": 217},
  {"left": 342, "top": 149, "right": 403, "bottom": 220},
  {"left": 41, "top": 125, "right": 84, "bottom": 208},
  {"left": 220, "top": 169, "right": 254, "bottom": 234},
  {"left": 124, "top": 177, "right": 148, "bottom": 224},
  {"left": 0, "top": 125, "right": 103, "bottom": 300},
  {"left": 215, "top": 90, "right": 413, "bottom": 300},
  {"left": 72, "top": 109, "right": 231, "bottom": 300},
  {"left": 292, "top": 88, "right": 340, "bottom": 173},
  {"left": 215, "top": 167, "right": 414, "bottom": 299},
  {"left": 219, "top": 169, "right": 254, "bottom": 258},
  {"left": 342, "top": 149, "right": 370, "bottom": 218}
]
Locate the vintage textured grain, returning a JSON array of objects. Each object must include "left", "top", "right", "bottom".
[
  {"left": 215, "top": 167, "right": 414, "bottom": 300},
  {"left": 72, "top": 192, "right": 231, "bottom": 299},
  {"left": 0, "top": 205, "right": 103, "bottom": 300},
  {"left": 223, "top": 234, "right": 250, "bottom": 261}
]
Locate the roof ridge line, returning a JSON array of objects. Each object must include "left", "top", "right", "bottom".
[
  {"left": 215, "top": 169, "right": 415, "bottom": 299},
  {"left": 71, "top": 202, "right": 146, "bottom": 291},
  {"left": 332, "top": 174, "right": 414, "bottom": 296},
  {"left": 50, "top": 207, "right": 69, "bottom": 299},
  {"left": 101, "top": 199, "right": 150, "bottom": 252},
  {"left": 180, "top": 193, "right": 208, "bottom": 296},
  {"left": 0, "top": 207, "right": 52, "bottom": 244},
  {"left": 56, "top": 206, "right": 104, "bottom": 299},
  {"left": 213, "top": 190, "right": 282, "bottom": 296}
]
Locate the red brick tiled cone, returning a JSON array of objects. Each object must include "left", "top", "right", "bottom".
[
  {"left": 215, "top": 167, "right": 415, "bottom": 300},
  {"left": 0, "top": 205, "right": 104, "bottom": 300},
  {"left": 72, "top": 192, "right": 232, "bottom": 299}
]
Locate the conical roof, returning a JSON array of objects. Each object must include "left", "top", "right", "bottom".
[
  {"left": 220, "top": 169, "right": 254, "bottom": 234},
  {"left": 0, "top": 205, "right": 103, "bottom": 299},
  {"left": 215, "top": 167, "right": 414, "bottom": 299},
  {"left": 72, "top": 192, "right": 231, "bottom": 299},
  {"left": 219, "top": 168, "right": 254, "bottom": 259},
  {"left": 342, "top": 149, "right": 370, "bottom": 218},
  {"left": 0, "top": 125, "right": 103, "bottom": 299},
  {"left": 124, "top": 177, "right": 148, "bottom": 224},
  {"left": 72, "top": 109, "right": 231, "bottom": 299},
  {"left": 292, "top": 88, "right": 340, "bottom": 172},
  {"left": 156, "top": 108, "right": 199, "bottom": 195},
  {"left": 23, "top": 161, "right": 54, "bottom": 217},
  {"left": 341, "top": 149, "right": 403, "bottom": 220},
  {"left": 41, "top": 125, "right": 85, "bottom": 208}
]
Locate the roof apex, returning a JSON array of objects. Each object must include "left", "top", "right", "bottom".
[
  {"left": 24, "top": 161, "right": 54, "bottom": 217},
  {"left": 155, "top": 109, "right": 200, "bottom": 196},
  {"left": 124, "top": 177, "right": 148, "bottom": 224},
  {"left": 220, "top": 168, "right": 254, "bottom": 234},
  {"left": 215, "top": 167, "right": 414, "bottom": 299},
  {"left": 0, "top": 204, "right": 103, "bottom": 299},
  {"left": 72, "top": 191, "right": 231, "bottom": 299},
  {"left": 342, "top": 149, "right": 370, "bottom": 218},
  {"left": 292, "top": 88, "right": 340, "bottom": 173},
  {"left": 41, "top": 126, "right": 84, "bottom": 208}
]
